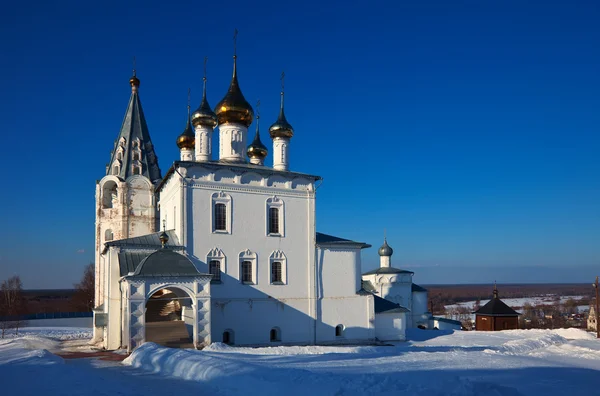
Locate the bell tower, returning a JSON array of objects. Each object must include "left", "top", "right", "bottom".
[{"left": 94, "top": 70, "right": 162, "bottom": 307}]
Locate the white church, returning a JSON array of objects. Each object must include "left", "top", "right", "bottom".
[{"left": 92, "top": 52, "right": 454, "bottom": 352}]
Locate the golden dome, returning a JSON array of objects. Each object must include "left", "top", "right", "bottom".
[
  {"left": 247, "top": 117, "right": 268, "bottom": 160},
  {"left": 269, "top": 92, "right": 294, "bottom": 139},
  {"left": 176, "top": 108, "right": 195, "bottom": 150},
  {"left": 192, "top": 78, "right": 218, "bottom": 128},
  {"left": 215, "top": 56, "right": 254, "bottom": 127},
  {"left": 129, "top": 71, "right": 140, "bottom": 89}
]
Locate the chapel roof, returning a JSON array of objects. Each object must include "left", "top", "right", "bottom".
[
  {"left": 473, "top": 286, "right": 520, "bottom": 317},
  {"left": 373, "top": 295, "right": 410, "bottom": 314},
  {"left": 103, "top": 230, "right": 182, "bottom": 253},
  {"left": 362, "top": 267, "right": 414, "bottom": 276},
  {"left": 316, "top": 232, "right": 371, "bottom": 249},
  {"left": 131, "top": 249, "right": 202, "bottom": 277},
  {"left": 412, "top": 283, "right": 428, "bottom": 292}
]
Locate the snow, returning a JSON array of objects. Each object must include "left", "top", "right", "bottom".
[
  {"left": 2, "top": 326, "right": 600, "bottom": 395},
  {"left": 446, "top": 295, "right": 586, "bottom": 311}
]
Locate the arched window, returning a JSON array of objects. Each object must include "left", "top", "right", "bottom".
[
  {"left": 269, "top": 251, "right": 287, "bottom": 285},
  {"left": 112, "top": 164, "right": 120, "bottom": 175},
  {"left": 335, "top": 324, "right": 344, "bottom": 337},
  {"left": 102, "top": 181, "right": 118, "bottom": 209},
  {"left": 211, "top": 192, "right": 232, "bottom": 234},
  {"left": 214, "top": 203, "right": 226, "bottom": 231},
  {"left": 239, "top": 249, "right": 257, "bottom": 284},
  {"left": 270, "top": 327, "right": 281, "bottom": 342},
  {"left": 266, "top": 196, "right": 284, "bottom": 236},
  {"left": 222, "top": 329, "right": 234, "bottom": 345},
  {"left": 133, "top": 151, "right": 141, "bottom": 161},
  {"left": 104, "top": 229, "right": 113, "bottom": 242},
  {"left": 209, "top": 260, "right": 221, "bottom": 282},
  {"left": 132, "top": 165, "right": 141, "bottom": 175}
]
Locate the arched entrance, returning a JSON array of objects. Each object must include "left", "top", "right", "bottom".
[{"left": 145, "top": 287, "right": 194, "bottom": 348}]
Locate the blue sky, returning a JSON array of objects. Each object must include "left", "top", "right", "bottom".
[{"left": 0, "top": 0, "right": 598, "bottom": 288}]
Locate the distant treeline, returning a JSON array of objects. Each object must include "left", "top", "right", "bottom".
[{"left": 426, "top": 283, "right": 594, "bottom": 314}]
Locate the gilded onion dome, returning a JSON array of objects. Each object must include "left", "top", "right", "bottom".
[
  {"left": 177, "top": 91, "right": 195, "bottom": 150},
  {"left": 129, "top": 71, "right": 140, "bottom": 89},
  {"left": 215, "top": 56, "right": 254, "bottom": 127},
  {"left": 247, "top": 107, "right": 268, "bottom": 160},
  {"left": 192, "top": 66, "right": 218, "bottom": 128},
  {"left": 176, "top": 112, "right": 195, "bottom": 149},
  {"left": 378, "top": 238, "right": 393, "bottom": 257},
  {"left": 269, "top": 76, "right": 294, "bottom": 139}
]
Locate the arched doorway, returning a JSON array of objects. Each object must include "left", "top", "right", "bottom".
[{"left": 145, "top": 287, "right": 194, "bottom": 348}]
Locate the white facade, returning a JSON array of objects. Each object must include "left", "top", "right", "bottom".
[{"left": 93, "top": 66, "right": 425, "bottom": 351}]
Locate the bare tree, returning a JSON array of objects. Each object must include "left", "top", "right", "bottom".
[
  {"left": 73, "top": 263, "right": 95, "bottom": 311},
  {"left": 0, "top": 276, "right": 24, "bottom": 338}
]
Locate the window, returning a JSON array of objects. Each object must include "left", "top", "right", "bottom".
[
  {"left": 269, "top": 251, "right": 287, "bottom": 285},
  {"left": 112, "top": 164, "right": 120, "bottom": 175},
  {"left": 270, "top": 327, "right": 281, "bottom": 342},
  {"left": 104, "top": 229, "right": 113, "bottom": 242},
  {"left": 268, "top": 207, "right": 279, "bottom": 234},
  {"left": 222, "top": 330, "right": 234, "bottom": 345},
  {"left": 271, "top": 262, "right": 282, "bottom": 284},
  {"left": 209, "top": 260, "right": 221, "bottom": 282},
  {"left": 101, "top": 181, "right": 118, "bottom": 209},
  {"left": 133, "top": 151, "right": 141, "bottom": 161},
  {"left": 212, "top": 192, "right": 232, "bottom": 234},
  {"left": 206, "top": 248, "right": 225, "bottom": 283},
  {"left": 335, "top": 324, "right": 344, "bottom": 337},
  {"left": 241, "top": 261, "right": 252, "bottom": 283},
  {"left": 239, "top": 249, "right": 257, "bottom": 284},
  {"left": 215, "top": 203, "right": 226, "bottom": 231},
  {"left": 266, "top": 196, "right": 284, "bottom": 236}
]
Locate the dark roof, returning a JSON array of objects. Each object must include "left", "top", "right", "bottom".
[
  {"left": 362, "top": 267, "right": 414, "bottom": 276},
  {"left": 474, "top": 297, "right": 520, "bottom": 316},
  {"left": 361, "top": 280, "right": 377, "bottom": 294},
  {"left": 373, "top": 295, "right": 410, "bottom": 314},
  {"left": 107, "top": 85, "right": 161, "bottom": 183},
  {"left": 316, "top": 232, "right": 371, "bottom": 249},
  {"left": 433, "top": 317, "right": 462, "bottom": 325},
  {"left": 132, "top": 249, "right": 202, "bottom": 277},
  {"left": 118, "top": 252, "right": 150, "bottom": 276},
  {"left": 104, "top": 230, "right": 182, "bottom": 252},
  {"left": 412, "top": 283, "right": 428, "bottom": 292}
]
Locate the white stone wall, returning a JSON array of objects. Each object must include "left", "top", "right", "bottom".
[
  {"left": 158, "top": 164, "right": 318, "bottom": 345},
  {"left": 375, "top": 312, "right": 406, "bottom": 341},
  {"left": 412, "top": 290, "right": 429, "bottom": 327}
]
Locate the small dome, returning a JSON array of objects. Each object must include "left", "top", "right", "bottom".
[
  {"left": 378, "top": 239, "right": 393, "bottom": 256},
  {"left": 159, "top": 230, "right": 169, "bottom": 247},
  {"left": 215, "top": 57, "right": 253, "bottom": 127},
  {"left": 269, "top": 92, "right": 294, "bottom": 139},
  {"left": 177, "top": 108, "right": 195, "bottom": 150},
  {"left": 192, "top": 82, "right": 218, "bottom": 128},
  {"left": 129, "top": 73, "right": 140, "bottom": 89},
  {"left": 247, "top": 126, "right": 268, "bottom": 160}
]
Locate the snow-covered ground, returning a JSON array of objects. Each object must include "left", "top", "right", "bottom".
[{"left": 2, "top": 327, "right": 600, "bottom": 395}]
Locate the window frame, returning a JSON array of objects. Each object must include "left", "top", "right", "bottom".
[
  {"left": 269, "top": 250, "right": 287, "bottom": 285},
  {"left": 206, "top": 248, "right": 225, "bottom": 284},
  {"left": 266, "top": 196, "right": 284, "bottom": 237},
  {"left": 211, "top": 192, "right": 232, "bottom": 234},
  {"left": 239, "top": 249, "right": 257, "bottom": 285}
]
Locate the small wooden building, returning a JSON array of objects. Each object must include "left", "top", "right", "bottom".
[{"left": 473, "top": 284, "right": 519, "bottom": 331}]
